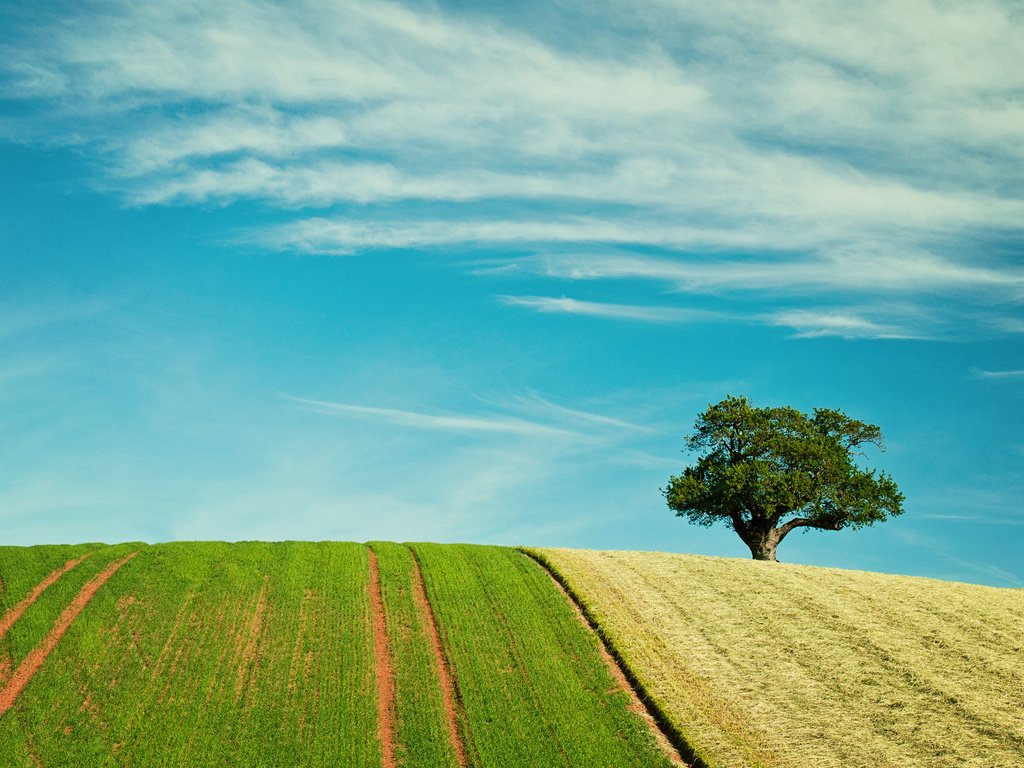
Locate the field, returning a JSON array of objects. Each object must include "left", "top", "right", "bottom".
[
  {"left": 3, "top": 541, "right": 1021, "bottom": 768},
  {"left": 531, "top": 548, "right": 1024, "bottom": 768},
  {"left": 0, "top": 542, "right": 672, "bottom": 767}
]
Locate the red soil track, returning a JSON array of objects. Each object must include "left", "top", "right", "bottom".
[
  {"left": 0, "top": 551, "right": 139, "bottom": 718},
  {"left": 0, "top": 554, "right": 91, "bottom": 641},
  {"left": 367, "top": 550, "right": 396, "bottom": 768},
  {"left": 410, "top": 549, "right": 469, "bottom": 768}
]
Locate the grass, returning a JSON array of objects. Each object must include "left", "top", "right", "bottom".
[
  {"left": 532, "top": 547, "right": 1024, "bottom": 768},
  {"left": 369, "top": 541, "right": 459, "bottom": 768},
  {"left": 413, "top": 543, "right": 674, "bottom": 768},
  {"left": 0, "top": 542, "right": 380, "bottom": 767},
  {"left": 0, "top": 541, "right": 674, "bottom": 767},
  {"left": 0, "top": 545, "right": 135, "bottom": 664}
]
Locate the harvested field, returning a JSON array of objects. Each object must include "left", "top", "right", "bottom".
[{"left": 532, "top": 548, "right": 1024, "bottom": 768}]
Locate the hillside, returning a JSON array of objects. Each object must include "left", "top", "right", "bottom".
[
  {"left": 1, "top": 543, "right": 1021, "bottom": 767},
  {"left": 532, "top": 548, "right": 1024, "bottom": 768},
  {"left": 0, "top": 542, "right": 672, "bottom": 767}
]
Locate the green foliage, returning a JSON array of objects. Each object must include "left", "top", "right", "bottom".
[{"left": 665, "top": 396, "right": 904, "bottom": 560}]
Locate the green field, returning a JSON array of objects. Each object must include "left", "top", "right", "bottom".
[
  {"left": 0, "top": 542, "right": 670, "bottom": 767},
  {"left": 531, "top": 548, "right": 1024, "bottom": 768}
]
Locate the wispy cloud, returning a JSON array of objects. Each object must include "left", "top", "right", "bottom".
[
  {"left": 767, "top": 309, "right": 925, "bottom": 340},
  {"left": 913, "top": 512, "right": 1024, "bottom": 527},
  {"left": 0, "top": 357, "right": 63, "bottom": 389},
  {"left": 283, "top": 395, "right": 578, "bottom": 438},
  {"left": 501, "top": 292, "right": 933, "bottom": 340},
  {"left": 499, "top": 295, "right": 723, "bottom": 324},
  {"left": 3, "top": 0, "right": 1022, "bottom": 336},
  {"left": 284, "top": 390, "right": 656, "bottom": 440},
  {"left": 521, "top": 251, "right": 1023, "bottom": 297},
  {"left": 483, "top": 391, "right": 653, "bottom": 433},
  {"left": 0, "top": 300, "right": 107, "bottom": 341},
  {"left": 970, "top": 368, "right": 1024, "bottom": 379}
]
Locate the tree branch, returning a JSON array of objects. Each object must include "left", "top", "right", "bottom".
[{"left": 776, "top": 517, "right": 812, "bottom": 541}]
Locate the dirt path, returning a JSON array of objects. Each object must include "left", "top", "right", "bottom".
[
  {"left": 0, "top": 551, "right": 138, "bottom": 718},
  {"left": 523, "top": 551, "right": 691, "bottom": 767},
  {"left": 0, "top": 554, "right": 91, "bottom": 641},
  {"left": 367, "top": 549, "right": 397, "bottom": 768},
  {"left": 409, "top": 548, "right": 469, "bottom": 768}
]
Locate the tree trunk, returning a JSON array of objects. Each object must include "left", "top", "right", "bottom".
[{"left": 746, "top": 529, "right": 779, "bottom": 561}]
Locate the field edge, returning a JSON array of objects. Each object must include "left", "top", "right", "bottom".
[{"left": 519, "top": 547, "right": 713, "bottom": 768}]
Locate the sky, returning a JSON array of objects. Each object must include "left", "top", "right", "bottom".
[{"left": 1, "top": 0, "right": 1022, "bottom": 587}]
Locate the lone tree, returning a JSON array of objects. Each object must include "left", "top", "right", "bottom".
[{"left": 664, "top": 395, "right": 904, "bottom": 561}]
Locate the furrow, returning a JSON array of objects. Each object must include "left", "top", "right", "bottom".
[
  {"left": 0, "top": 554, "right": 91, "bottom": 641},
  {"left": 0, "top": 551, "right": 139, "bottom": 717},
  {"left": 367, "top": 549, "right": 397, "bottom": 768}
]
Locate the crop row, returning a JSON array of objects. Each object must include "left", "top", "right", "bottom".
[
  {"left": 0, "top": 542, "right": 672, "bottom": 767},
  {"left": 412, "top": 543, "right": 674, "bottom": 768}
]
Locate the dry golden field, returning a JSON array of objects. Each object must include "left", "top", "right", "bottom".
[{"left": 532, "top": 548, "right": 1024, "bottom": 768}]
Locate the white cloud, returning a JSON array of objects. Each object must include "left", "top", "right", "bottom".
[
  {"left": 640, "top": 0, "right": 1024, "bottom": 174},
  {"left": 114, "top": 107, "right": 350, "bottom": 176},
  {"left": 262, "top": 216, "right": 786, "bottom": 252},
  {"left": 499, "top": 293, "right": 932, "bottom": 340},
  {"left": 283, "top": 395, "right": 578, "bottom": 438},
  {"left": 3, "top": 0, "right": 1022, "bottom": 336},
  {"left": 767, "top": 310, "right": 920, "bottom": 340},
  {"left": 282, "top": 390, "right": 653, "bottom": 446},
  {"left": 499, "top": 295, "right": 722, "bottom": 324},
  {"left": 483, "top": 392, "right": 652, "bottom": 433},
  {"left": 525, "top": 250, "right": 1024, "bottom": 298},
  {"left": 970, "top": 368, "right": 1024, "bottom": 379},
  {"left": 988, "top": 317, "right": 1024, "bottom": 334}
]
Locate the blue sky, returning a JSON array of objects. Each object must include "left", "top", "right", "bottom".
[{"left": 1, "top": 0, "right": 1022, "bottom": 586}]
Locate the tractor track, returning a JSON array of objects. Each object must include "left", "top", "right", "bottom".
[{"left": 0, "top": 552, "right": 138, "bottom": 717}]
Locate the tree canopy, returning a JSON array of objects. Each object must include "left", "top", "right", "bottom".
[{"left": 664, "top": 396, "right": 904, "bottom": 561}]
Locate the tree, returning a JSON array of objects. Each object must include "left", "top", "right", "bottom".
[{"left": 664, "top": 395, "right": 904, "bottom": 561}]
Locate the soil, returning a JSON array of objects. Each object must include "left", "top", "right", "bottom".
[
  {"left": 367, "top": 550, "right": 396, "bottom": 768},
  {"left": 0, "top": 552, "right": 138, "bottom": 717}
]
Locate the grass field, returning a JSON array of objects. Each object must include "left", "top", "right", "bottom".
[
  {"left": 369, "top": 541, "right": 460, "bottom": 768},
  {"left": 413, "top": 543, "right": 673, "bottom": 767},
  {"left": 531, "top": 548, "right": 1024, "bottom": 768},
  {"left": 0, "top": 542, "right": 671, "bottom": 767},
  {"left": 0, "top": 541, "right": 380, "bottom": 767}
]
